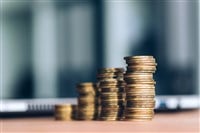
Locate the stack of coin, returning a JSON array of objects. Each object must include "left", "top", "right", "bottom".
[
  {"left": 54, "top": 104, "right": 75, "bottom": 121},
  {"left": 123, "top": 56, "right": 157, "bottom": 121},
  {"left": 77, "top": 82, "right": 98, "bottom": 120},
  {"left": 97, "top": 68, "right": 126, "bottom": 121}
]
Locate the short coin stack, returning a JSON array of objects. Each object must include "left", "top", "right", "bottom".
[
  {"left": 77, "top": 82, "right": 98, "bottom": 120},
  {"left": 97, "top": 68, "right": 126, "bottom": 121},
  {"left": 124, "top": 56, "right": 157, "bottom": 121},
  {"left": 54, "top": 104, "right": 75, "bottom": 121}
]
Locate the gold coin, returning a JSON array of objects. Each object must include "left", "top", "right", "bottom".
[
  {"left": 127, "top": 62, "right": 157, "bottom": 66},
  {"left": 78, "top": 97, "right": 96, "bottom": 103},
  {"left": 127, "top": 65, "right": 156, "bottom": 69},
  {"left": 124, "top": 79, "right": 154, "bottom": 84},
  {"left": 125, "top": 114, "right": 153, "bottom": 118},
  {"left": 124, "top": 73, "right": 153, "bottom": 78},
  {"left": 126, "top": 93, "right": 155, "bottom": 97},
  {"left": 124, "top": 55, "right": 154, "bottom": 60},
  {"left": 54, "top": 104, "right": 73, "bottom": 121},
  {"left": 100, "top": 106, "right": 120, "bottom": 110},
  {"left": 126, "top": 88, "right": 156, "bottom": 92},
  {"left": 125, "top": 108, "right": 154, "bottom": 113},
  {"left": 127, "top": 66, "right": 156, "bottom": 72},
  {"left": 124, "top": 118, "right": 152, "bottom": 121},
  {"left": 77, "top": 89, "right": 95, "bottom": 95},
  {"left": 98, "top": 68, "right": 124, "bottom": 73},
  {"left": 99, "top": 117, "right": 117, "bottom": 121},
  {"left": 78, "top": 117, "right": 94, "bottom": 120},
  {"left": 125, "top": 95, "right": 154, "bottom": 98},
  {"left": 54, "top": 104, "right": 72, "bottom": 111},
  {"left": 126, "top": 99, "right": 155, "bottom": 103},
  {"left": 125, "top": 88, "right": 155, "bottom": 93},
  {"left": 125, "top": 108, "right": 155, "bottom": 111},
  {"left": 100, "top": 112, "right": 119, "bottom": 116},
  {"left": 100, "top": 79, "right": 118, "bottom": 84},
  {"left": 101, "top": 102, "right": 124, "bottom": 107},
  {"left": 100, "top": 81, "right": 126, "bottom": 88},
  {"left": 124, "top": 78, "right": 155, "bottom": 83},
  {"left": 126, "top": 84, "right": 155, "bottom": 89},
  {"left": 77, "top": 82, "right": 96, "bottom": 87},
  {"left": 126, "top": 96, "right": 154, "bottom": 101},
  {"left": 97, "top": 73, "right": 124, "bottom": 78},
  {"left": 126, "top": 103, "right": 155, "bottom": 108},
  {"left": 100, "top": 87, "right": 124, "bottom": 92}
]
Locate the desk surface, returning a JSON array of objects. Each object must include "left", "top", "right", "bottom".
[{"left": 1, "top": 110, "right": 199, "bottom": 133}]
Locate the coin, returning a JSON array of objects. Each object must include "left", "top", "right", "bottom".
[
  {"left": 98, "top": 68, "right": 125, "bottom": 73},
  {"left": 101, "top": 87, "right": 124, "bottom": 92},
  {"left": 54, "top": 104, "right": 74, "bottom": 121},
  {"left": 77, "top": 82, "right": 98, "bottom": 120},
  {"left": 126, "top": 84, "right": 155, "bottom": 89},
  {"left": 123, "top": 56, "right": 157, "bottom": 121},
  {"left": 97, "top": 68, "right": 125, "bottom": 121}
]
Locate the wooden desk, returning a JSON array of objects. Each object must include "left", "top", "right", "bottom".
[{"left": 1, "top": 110, "right": 199, "bottom": 133}]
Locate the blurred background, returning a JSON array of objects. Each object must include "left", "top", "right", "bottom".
[{"left": 0, "top": 0, "right": 199, "bottom": 99}]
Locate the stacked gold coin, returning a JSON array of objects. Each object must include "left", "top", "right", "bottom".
[
  {"left": 54, "top": 104, "right": 74, "bottom": 121},
  {"left": 97, "top": 68, "right": 126, "bottom": 121},
  {"left": 77, "top": 82, "right": 98, "bottom": 120},
  {"left": 123, "top": 56, "right": 157, "bottom": 121}
]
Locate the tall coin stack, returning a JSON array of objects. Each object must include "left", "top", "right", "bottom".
[
  {"left": 97, "top": 68, "right": 126, "bottom": 121},
  {"left": 77, "top": 82, "right": 98, "bottom": 120},
  {"left": 123, "top": 56, "right": 157, "bottom": 121}
]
